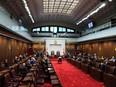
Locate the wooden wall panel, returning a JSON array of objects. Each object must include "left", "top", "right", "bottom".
[
  {"left": 32, "top": 43, "right": 76, "bottom": 54},
  {"left": 0, "top": 36, "right": 31, "bottom": 70},
  {"left": 102, "top": 42, "right": 112, "bottom": 58},
  {"left": 78, "top": 41, "right": 116, "bottom": 59},
  {"left": 92, "top": 43, "right": 99, "bottom": 56},
  {"left": 1, "top": 37, "right": 8, "bottom": 61},
  {"left": 65, "top": 44, "right": 76, "bottom": 54},
  {"left": 0, "top": 36, "right": 4, "bottom": 62},
  {"left": 112, "top": 41, "right": 116, "bottom": 57},
  {"left": 33, "top": 43, "right": 45, "bottom": 52}
]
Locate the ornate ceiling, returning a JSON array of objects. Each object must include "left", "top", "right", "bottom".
[{"left": 0, "top": 0, "right": 116, "bottom": 31}]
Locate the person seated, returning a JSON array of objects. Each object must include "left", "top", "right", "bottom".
[
  {"left": 93, "top": 53, "right": 97, "bottom": 60},
  {"left": 78, "top": 53, "right": 82, "bottom": 58},
  {"left": 87, "top": 59, "right": 92, "bottom": 66},
  {"left": 19, "top": 63, "right": 28, "bottom": 75},
  {"left": 58, "top": 56, "right": 62, "bottom": 63},
  {"left": 73, "top": 55, "right": 76, "bottom": 60},
  {"left": 19, "top": 55, "right": 23, "bottom": 61},
  {"left": 77, "top": 57, "right": 82, "bottom": 61},
  {"left": 104, "top": 58, "right": 109, "bottom": 65},
  {"left": 88, "top": 53, "right": 92, "bottom": 60},
  {"left": 109, "top": 56, "right": 116, "bottom": 62},
  {"left": 29, "top": 56, "right": 37, "bottom": 65},
  {"left": 13, "top": 56, "right": 18, "bottom": 64},
  {"left": 25, "top": 61, "right": 31, "bottom": 71},
  {"left": 1, "top": 62, "right": 6, "bottom": 70},
  {"left": 99, "top": 63, "right": 106, "bottom": 71},
  {"left": 38, "top": 57, "right": 47, "bottom": 74},
  {"left": 4, "top": 59, "right": 10, "bottom": 69},
  {"left": 43, "top": 55, "right": 48, "bottom": 65}
]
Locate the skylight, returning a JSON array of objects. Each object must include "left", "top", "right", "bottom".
[{"left": 43, "top": 0, "right": 79, "bottom": 14}]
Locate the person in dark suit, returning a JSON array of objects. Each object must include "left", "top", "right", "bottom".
[
  {"left": 58, "top": 56, "right": 62, "bottom": 63},
  {"left": 19, "top": 63, "right": 28, "bottom": 75},
  {"left": 4, "top": 59, "right": 10, "bottom": 69},
  {"left": 100, "top": 63, "right": 106, "bottom": 71},
  {"left": 13, "top": 56, "right": 18, "bottom": 64}
]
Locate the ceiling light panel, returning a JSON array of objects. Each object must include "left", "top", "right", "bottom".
[
  {"left": 43, "top": 0, "right": 80, "bottom": 14},
  {"left": 22, "top": 0, "right": 34, "bottom": 23}
]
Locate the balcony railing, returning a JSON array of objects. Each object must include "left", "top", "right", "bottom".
[{"left": 81, "top": 21, "right": 112, "bottom": 36}]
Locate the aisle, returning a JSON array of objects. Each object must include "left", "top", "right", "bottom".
[{"left": 51, "top": 58, "right": 105, "bottom": 87}]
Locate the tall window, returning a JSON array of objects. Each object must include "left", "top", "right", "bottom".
[
  {"left": 59, "top": 27, "right": 66, "bottom": 32},
  {"left": 32, "top": 28, "right": 40, "bottom": 32},
  {"left": 32, "top": 28, "right": 37, "bottom": 32},
  {"left": 37, "top": 28, "right": 40, "bottom": 31},
  {"left": 50, "top": 27, "right": 57, "bottom": 33},
  {"left": 67, "top": 28, "right": 74, "bottom": 32},
  {"left": 32, "top": 26, "right": 75, "bottom": 33},
  {"left": 41, "top": 27, "right": 49, "bottom": 31}
]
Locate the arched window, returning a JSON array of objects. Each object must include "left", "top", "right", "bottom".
[{"left": 32, "top": 26, "right": 75, "bottom": 33}]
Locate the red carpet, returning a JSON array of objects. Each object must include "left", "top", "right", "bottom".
[{"left": 51, "top": 58, "right": 105, "bottom": 87}]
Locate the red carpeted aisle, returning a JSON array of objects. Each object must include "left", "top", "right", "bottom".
[{"left": 51, "top": 58, "right": 105, "bottom": 87}]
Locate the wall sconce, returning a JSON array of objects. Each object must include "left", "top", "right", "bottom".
[
  {"left": 9, "top": 46, "right": 11, "bottom": 50},
  {"left": 99, "top": 47, "right": 101, "bottom": 50},
  {"left": 115, "top": 48, "right": 116, "bottom": 51}
]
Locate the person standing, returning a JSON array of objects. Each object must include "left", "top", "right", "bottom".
[{"left": 58, "top": 56, "right": 62, "bottom": 63}]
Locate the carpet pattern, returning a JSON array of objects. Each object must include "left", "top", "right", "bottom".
[{"left": 51, "top": 58, "right": 105, "bottom": 87}]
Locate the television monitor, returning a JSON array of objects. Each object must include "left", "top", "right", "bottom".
[{"left": 88, "top": 22, "right": 93, "bottom": 28}]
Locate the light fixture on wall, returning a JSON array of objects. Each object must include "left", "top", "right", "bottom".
[
  {"left": 9, "top": 46, "right": 11, "bottom": 50},
  {"left": 115, "top": 48, "right": 116, "bottom": 51},
  {"left": 99, "top": 47, "right": 102, "bottom": 50}
]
